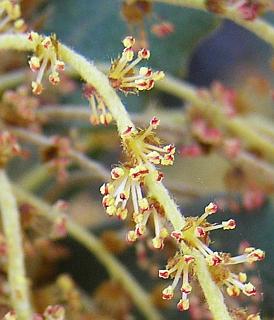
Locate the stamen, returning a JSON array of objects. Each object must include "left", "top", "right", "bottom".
[{"left": 109, "top": 36, "right": 164, "bottom": 94}]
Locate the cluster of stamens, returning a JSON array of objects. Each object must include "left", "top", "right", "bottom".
[
  {"left": 122, "top": 117, "right": 175, "bottom": 168},
  {"left": 101, "top": 168, "right": 170, "bottom": 249},
  {"left": 128, "top": 200, "right": 169, "bottom": 249},
  {"left": 1, "top": 86, "right": 39, "bottom": 127},
  {"left": 158, "top": 202, "right": 265, "bottom": 311},
  {"left": 101, "top": 165, "right": 149, "bottom": 221},
  {"left": 101, "top": 117, "right": 176, "bottom": 246},
  {"left": 0, "top": 0, "right": 26, "bottom": 33},
  {"left": 28, "top": 32, "right": 65, "bottom": 95},
  {"left": 160, "top": 253, "right": 195, "bottom": 311},
  {"left": 83, "top": 84, "right": 112, "bottom": 125},
  {"left": 108, "top": 36, "right": 164, "bottom": 94}
]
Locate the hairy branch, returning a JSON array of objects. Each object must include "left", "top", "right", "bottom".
[{"left": 0, "top": 170, "right": 32, "bottom": 319}]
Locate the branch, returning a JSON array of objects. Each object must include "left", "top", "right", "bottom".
[
  {"left": 7, "top": 126, "right": 109, "bottom": 181},
  {"left": 13, "top": 185, "right": 163, "bottom": 320},
  {"left": 0, "top": 170, "right": 32, "bottom": 319},
  {"left": 0, "top": 33, "right": 230, "bottom": 317}
]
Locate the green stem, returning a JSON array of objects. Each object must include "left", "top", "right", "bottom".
[
  {"left": 13, "top": 186, "right": 163, "bottom": 320},
  {"left": 18, "top": 164, "right": 51, "bottom": 192},
  {"left": 193, "top": 250, "right": 232, "bottom": 320},
  {"left": 0, "top": 170, "right": 32, "bottom": 320}
]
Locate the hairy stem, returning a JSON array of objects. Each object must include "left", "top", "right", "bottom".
[
  {"left": 0, "top": 170, "right": 32, "bottom": 319},
  {"left": 193, "top": 250, "right": 232, "bottom": 320},
  {"left": 13, "top": 186, "right": 163, "bottom": 320},
  {"left": 150, "top": 0, "right": 274, "bottom": 48}
]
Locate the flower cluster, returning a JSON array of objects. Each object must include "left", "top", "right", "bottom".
[
  {"left": 230, "top": 0, "right": 266, "bottom": 21},
  {"left": 0, "top": 131, "right": 21, "bottom": 167},
  {"left": 41, "top": 136, "right": 71, "bottom": 182},
  {"left": 28, "top": 32, "right": 65, "bottom": 95},
  {"left": 101, "top": 117, "right": 176, "bottom": 247},
  {"left": 151, "top": 21, "right": 174, "bottom": 38},
  {"left": 198, "top": 81, "right": 237, "bottom": 117},
  {"left": 121, "top": 0, "right": 153, "bottom": 48},
  {"left": 3, "top": 305, "right": 65, "bottom": 320},
  {"left": 121, "top": 1, "right": 174, "bottom": 48},
  {"left": 122, "top": 117, "right": 175, "bottom": 168},
  {"left": 101, "top": 168, "right": 169, "bottom": 248},
  {"left": 159, "top": 202, "right": 265, "bottom": 311},
  {"left": 83, "top": 84, "right": 112, "bottom": 125},
  {"left": 0, "top": 0, "right": 26, "bottom": 33},
  {"left": 205, "top": 0, "right": 272, "bottom": 20},
  {"left": 191, "top": 118, "right": 223, "bottom": 147},
  {"left": 1, "top": 86, "right": 39, "bottom": 127},
  {"left": 101, "top": 165, "right": 149, "bottom": 221},
  {"left": 108, "top": 36, "right": 164, "bottom": 94}
]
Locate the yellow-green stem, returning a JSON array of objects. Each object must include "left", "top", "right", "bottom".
[
  {"left": 193, "top": 250, "right": 232, "bottom": 320},
  {"left": 0, "top": 170, "right": 32, "bottom": 320},
  {"left": 13, "top": 186, "right": 163, "bottom": 320},
  {"left": 146, "top": 173, "right": 184, "bottom": 230}
]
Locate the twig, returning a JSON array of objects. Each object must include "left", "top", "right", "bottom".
[
  {"left": 7, "top": 126, "right": 109, "bottom": 181},
  {"left": 0, "top": 170, "right": 32, "bottom": 319}
]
